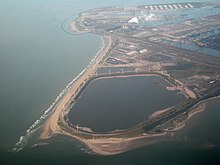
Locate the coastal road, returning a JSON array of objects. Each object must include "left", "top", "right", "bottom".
[{"left": 40, "top": 35, "right": 113, "bottom": 139}]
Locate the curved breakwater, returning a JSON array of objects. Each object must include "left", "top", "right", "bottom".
[
  {"left": 62, "top": 15, "right": 79, "bottom": 35},
  {"left": 12, "top": 20, "right": 105, "bottom": 152}
]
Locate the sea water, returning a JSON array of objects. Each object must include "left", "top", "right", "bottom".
[{"left": 0, "top": 0, "right": 219, "bottom": 164}]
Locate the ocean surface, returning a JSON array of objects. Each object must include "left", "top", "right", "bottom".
[{"left": 0, "top": 0, "right": 220, "bottom": 164}]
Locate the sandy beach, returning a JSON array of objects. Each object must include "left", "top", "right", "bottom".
[
  {"left": 68, "top": 14, "right": 91, "bottom": 34},
  {"left": 38, "top": 31, "right": 170, "bottom": 155},
  {"left": 149, "top": 107, "right": 173, "bottom": 119},
  {"left": 39, "top": 38, "right": 201, "bottom": 155},
  {"left": 167, "top": 102, "right": 206, "bottom": 132},
  {"left": 166, "top": 85, "right": 197, "bottom": 99},
  {"left": 40, "top": 35, "right": 112, "bottom": 140},
  {"left": 188, "top": 102, "right": 206, "bottom": 119},
  {"left": 40, "top": 97, "right": 210, "bottom": 155},
  {"left": 50, "top": 126, "right": 168, "bottom": 155},
  {"left": 38, "top": 16, "right": 216, "bottom": 155},
  {"left": 79, "top": 133, "right": 167, "bottom": 155}
]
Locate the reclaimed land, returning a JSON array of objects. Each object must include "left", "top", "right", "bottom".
[{"left": 39, "top": 5, "right": 220, "bottom": 155}]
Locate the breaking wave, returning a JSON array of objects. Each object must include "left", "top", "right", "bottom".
[{"left": 12, "top": 35, "right": 104, "bottom": 152}]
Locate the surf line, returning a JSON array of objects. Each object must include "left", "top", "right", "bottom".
[{"left": 12, "top": 36, "right": 104, "bottom": 152}]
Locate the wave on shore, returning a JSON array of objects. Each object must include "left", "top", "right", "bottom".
[{"left": 12, "top": 32, "right": 104, "bottom": 152}]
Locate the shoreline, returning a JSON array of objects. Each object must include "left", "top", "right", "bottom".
[
  {"left": 37, "top": 16, "right": 219, "bottom": 155},
  {"left": 68, "top": 14, "right": 91, "bottom": 35},
  {"left": 37, "top": 27, "right": 175, "bottom": 154},
  {"left": 39, "top": 35, "right": 112, "bottom": 140},
  {"left": 37, "top": 34, "right": 201, "bottom": 155},
  {"left": 38, "top": 71, "right": 202, "bottom": 155},
  {"left": 169, "top": 102, "right": 206, "bottom": 132},
  {"left": 149, "top": 107, "right": 173, "bottom": 119},
  {"left": 75, "top": 72, "right": 196, "bottom": 102},
  {"left": 59, "top": 97, "right": 215, "bottom": 155}
]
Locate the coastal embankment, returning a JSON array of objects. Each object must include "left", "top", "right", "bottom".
[
  {"left": 40, "top": 35, "right": 112, "bottom": 140},
  {"left": 37, "top": 17, "right": 219, "bottom": 155}
]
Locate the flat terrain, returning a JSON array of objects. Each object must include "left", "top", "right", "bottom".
[{"left": 39, "top": 2, "right": 220, "bottom": 155}]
